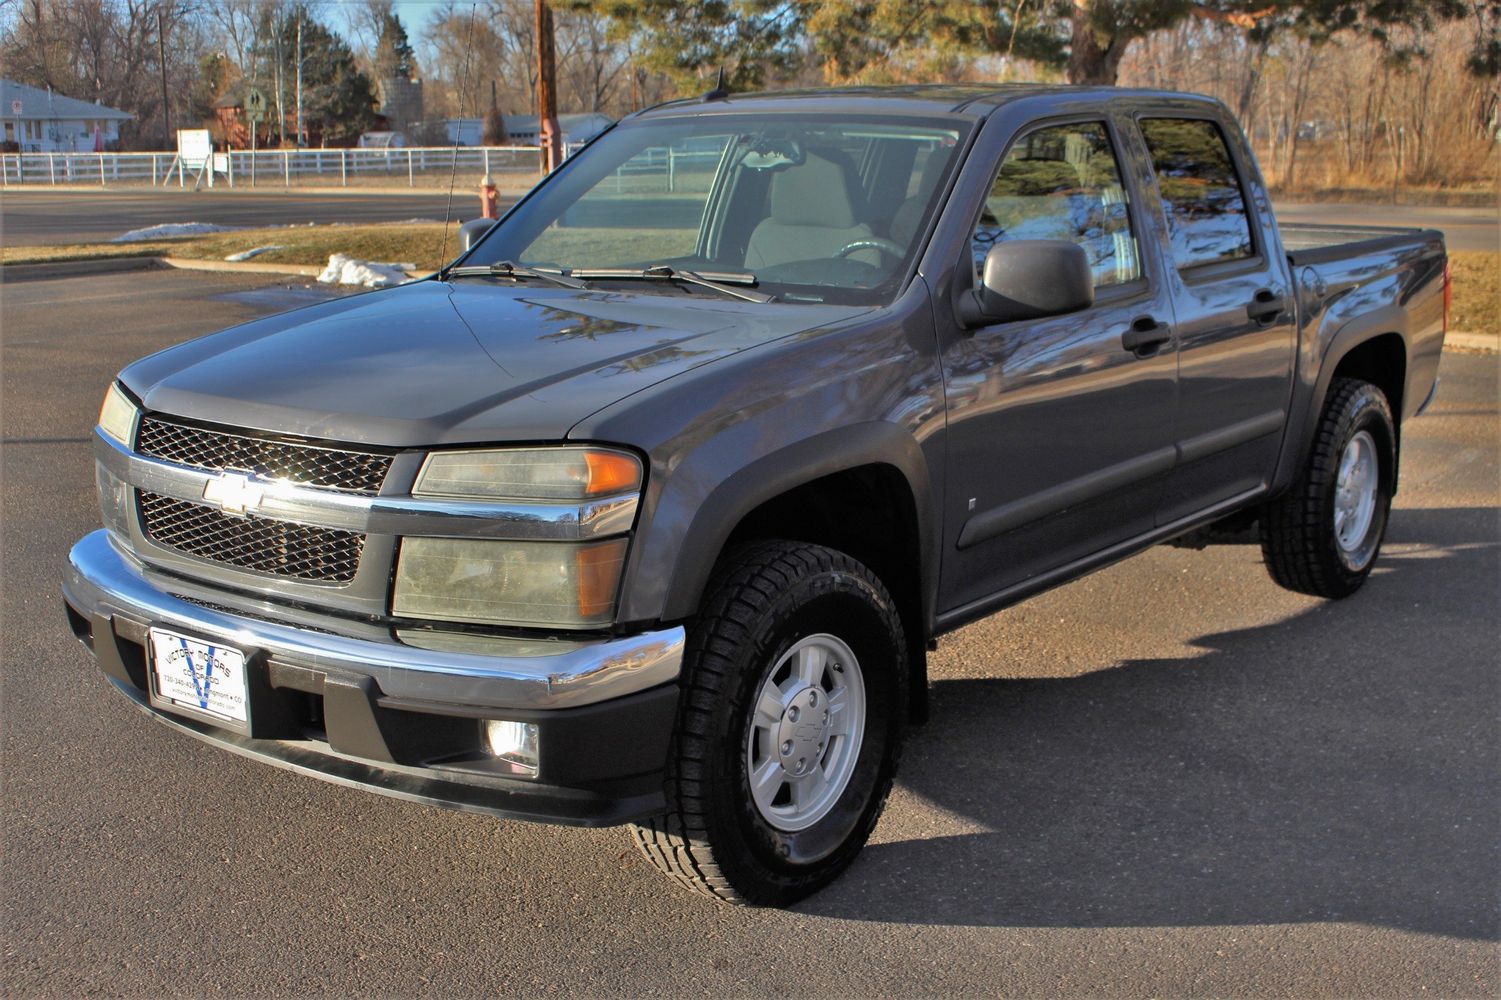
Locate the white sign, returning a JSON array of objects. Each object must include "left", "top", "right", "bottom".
[
  {"left": 176, "top": 128, "right": 213, "bottom": 169},
  {"left": 10, "top": 99, "right": 21, "bottom": 115}
]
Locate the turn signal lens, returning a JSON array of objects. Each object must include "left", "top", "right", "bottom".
[
  {"left": 584, "top": 450, "right": 643, "bottom": 497},
  {"left": 415, "top": 447, "right": 642, "bottom": 501},
  {"left": 576, "top": 538, "right": 629, "bottom": 619},
  {"left": 98, "top": 383, "right": 138, "bottom": 446}
]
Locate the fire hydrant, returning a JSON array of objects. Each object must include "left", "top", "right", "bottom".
[{"left": 479, "top": 174, "right": 499, "bottom": 220}]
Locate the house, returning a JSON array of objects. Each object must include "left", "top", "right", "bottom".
[
  {"left": 211, "top": 93, "right": 252, "bottom": 150},
  {"left": 1, "top": 78, "right": 133, "bottom": 152},
  {"left": 438, "top": 112, "right": 614, "bottom": 147}
]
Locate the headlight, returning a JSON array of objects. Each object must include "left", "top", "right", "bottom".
[
  {"left": 393, "top": 537, "right": 628, "bottom": 629},
  {"left": 97, "top": 383, "right": 137, "bottom": 446},
  {"left": 414, "top": 447, "right": 641, "bottom": 501}
]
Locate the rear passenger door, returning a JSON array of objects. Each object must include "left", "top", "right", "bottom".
[
  {"left": 938, "top": 116, "right": 1179, "bottom": 618},
  {"left": 1132, "top": 114, "right": 1297, "bottom": 522}
]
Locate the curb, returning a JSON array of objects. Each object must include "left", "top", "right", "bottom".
[
  {"left": 1445, "top": 332, "right": 1498, "bottom": 354},
  {"left": 161, "top": 256, "right": 323, "bottom": 278},
  {"left": 0, "top": 255, "right": 164, "bottom": 282},
  {"left": 1, "top": 253, "right": 440, "bottom": 284},
  {"left": 162, "top": 257, "right": 438, "bottom": 282}
]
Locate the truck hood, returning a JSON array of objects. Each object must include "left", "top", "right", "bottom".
[{"left": 119, "top": 279, "right": 867, "bottom": 447}]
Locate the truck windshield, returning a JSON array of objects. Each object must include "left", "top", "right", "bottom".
[{"left": 464, "top": 114, "right": 970, "bottom": 305}]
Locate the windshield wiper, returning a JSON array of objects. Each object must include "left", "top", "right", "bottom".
[
  {"left": 571, "top": 264, "right": 774, "bottom": 303},
  {"left": 445, "top": 260, "right": 588, "bottom": 289}
]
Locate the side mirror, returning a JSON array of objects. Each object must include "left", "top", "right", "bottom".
[
  {"left": 459, "top": 217, "right": 496, "bottom": 252},
  {"left": 959, "top": 239, "right": 1095, "bottom": 327}
]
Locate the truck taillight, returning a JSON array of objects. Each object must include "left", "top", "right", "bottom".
[{"left": 1443, "top": 259, "right": 1453, "bottom": 334}]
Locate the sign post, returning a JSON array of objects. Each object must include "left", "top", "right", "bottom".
[{"left": 244, "top": 89, "right": 267, "bottom": 187}]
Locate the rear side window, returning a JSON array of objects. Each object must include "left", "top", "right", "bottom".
[
  {"left": 1139, "top": 118, "right": 1254, "bottom": 268},
  {"left": 974, "top": 121, "right": 1141, "bottom": 288}
]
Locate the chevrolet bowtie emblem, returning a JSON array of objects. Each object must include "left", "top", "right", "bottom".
[{"left": 202, "top": 473, "right": 266, "bottom": 515}]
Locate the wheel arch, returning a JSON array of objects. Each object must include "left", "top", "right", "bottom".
[
  {"left": 1275, "top": 306, "right": 1410, "bottom": 495},
  {"left": 652, "top": 423, "right": 937, "bottom": 720}
]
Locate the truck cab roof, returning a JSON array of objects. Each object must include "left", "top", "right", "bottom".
[{"left": 632, "top": 83, "right": 1226, "bottom": 121}]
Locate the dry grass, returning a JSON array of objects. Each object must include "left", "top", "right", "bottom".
[
  {"left": 2, "top": 222, "right": 699, "bottom": 272},
  {"left": 6, "top": 226, "right": 1496, "bottom": 336},
  {"left": 1450, "top": 251, "right": 1499, "bottom": 334},
  {"left": 0, "top": 222, "right": 459, "bottom": 270}
]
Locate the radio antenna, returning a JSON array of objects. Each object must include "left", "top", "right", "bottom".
[
  {"left": 703, "top": 65, "right": 730, "bottom": 101},
  {"left": 439, "top": 3, "right": 479, "bottom": 269}
]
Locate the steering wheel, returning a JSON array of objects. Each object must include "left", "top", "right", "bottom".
[{"left": 835, "top": 237, "right": 905, "bottom": 261}]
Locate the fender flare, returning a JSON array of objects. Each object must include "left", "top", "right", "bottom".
[
  {"left": 1275, "top": 304, "right": 1408, "bottom": 492},
  {"left": 654, "top": 421, "right": 938, "bottom": 628}
]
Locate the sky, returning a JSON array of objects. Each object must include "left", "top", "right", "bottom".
[{"left": 327, "top": 0, "right": 473, "bottom": 40}]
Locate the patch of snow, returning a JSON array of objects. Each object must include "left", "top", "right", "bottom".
[
  {"left": 111, "top": 222, "right": 239, "bottom": 242},
  {"left": 224, "top": 245, "right": 287, "bottom": 262},
  {"left": 316, "top": 253, "right": 415, "bottom": 288}
]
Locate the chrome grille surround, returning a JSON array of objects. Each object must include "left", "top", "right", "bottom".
[
  {"left": 136, "top": 415, "right": 393, "bottom": 494},
  {"left": 137, "top": 490, "right": 365, "bottom": 582}
]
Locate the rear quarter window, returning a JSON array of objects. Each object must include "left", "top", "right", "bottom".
[{"left": 1139, "top": 118, "right": 1255, "bottom": 268}]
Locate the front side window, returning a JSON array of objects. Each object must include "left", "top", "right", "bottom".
[
  {"left": 1139, "top": 118, "right": 1255, "bottom": 268},
  {"left": 973, "top": 121, "right": 1141, "bottom": 288},
  {"left": 469, "top": 114, "right": 970, "bottom": 305}
]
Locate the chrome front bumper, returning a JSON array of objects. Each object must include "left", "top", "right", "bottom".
[{"left": 63, "top": 529, "right": 684, "bottom": 712}]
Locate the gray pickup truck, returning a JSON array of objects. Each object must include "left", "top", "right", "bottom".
[{"left": 64, "top": 85, "right": 1449, "bottom": 905}]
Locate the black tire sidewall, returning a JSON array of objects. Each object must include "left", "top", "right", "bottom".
[
  {"left": 1320, "top": 385, "right": 1396, "bottom": 583},
  {"left": 702, "top": 565, "right": 902, "bottom": 895}
]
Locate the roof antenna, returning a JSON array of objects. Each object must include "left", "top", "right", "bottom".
[{"left": 703, "top": 66, "right": 730, "bottom": 102}]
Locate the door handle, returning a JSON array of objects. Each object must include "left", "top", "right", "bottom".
[
  {"left": 1247, "top": 288, "right": 1286, "bottom": 323},
  {"left": 1121, "top": 315, "right": 1171, "bottom": 356}
]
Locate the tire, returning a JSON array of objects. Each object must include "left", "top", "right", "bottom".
[
  {"left": 1260, "top": 377, "right": 1396, "bottom": 598},
  {"left": 630, "top": 541, "right": 907, "bottom": 906}
]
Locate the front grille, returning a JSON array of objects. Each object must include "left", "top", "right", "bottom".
[
  {"left": 137, "top": 415, "right": 392, "bottom": 494},
  {"left": 138, "top": 491, "right": 365, "bottom": 583}
]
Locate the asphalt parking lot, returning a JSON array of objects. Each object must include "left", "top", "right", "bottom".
[{"left": 2, "top": 269, "right": 1497, "bottom": 997}]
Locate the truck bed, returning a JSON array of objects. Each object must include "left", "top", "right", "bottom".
[{"left": 1279, "top": 222, "right": 1443, "bottom": 266}]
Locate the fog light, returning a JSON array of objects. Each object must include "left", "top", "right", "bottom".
[{"left": 484, "top": 720, "right": 540, "bottom": 778}]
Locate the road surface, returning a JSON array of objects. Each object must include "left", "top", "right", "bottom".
[
  {"left": 2, "top": 189, "right": 1495, "bottom": 250},
  {"left": 0, "top": 190, "right": 499, "bottom": 246},
  {"left": 1275, "top": 200, "right": 1498, "bottom": 253},
  {"left": 2, "top": 269, "right": 1496, "bottom": 997}
]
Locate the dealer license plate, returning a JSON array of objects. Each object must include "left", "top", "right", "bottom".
[{"left": 147, "top": 628, "right": 249, "bottom": 727}]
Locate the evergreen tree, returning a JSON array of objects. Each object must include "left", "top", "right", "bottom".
[
  {"left": 562, "top": 1, "right": 807, "bottom": 92},
  {"left": 374, "top": 12, "right": 418, "bottom": 83},
  {"left": 251, "top": 5, "right": 379, "bottom": 145}
]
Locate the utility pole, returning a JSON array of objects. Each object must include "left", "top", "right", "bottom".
[
  {"left": 295, "top": 14, "right": 304, "bottom": 147},
  {"left": 157, "top": 10, "right": 171, "bottom": 149},
  {"left": 275, "top": 19, "right": 285, "bottom": 145},
  {"left": 535, "top": 0, "right": 562, "bottom": 172}
]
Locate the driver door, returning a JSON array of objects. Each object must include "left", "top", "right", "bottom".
[{"left": 938, "top": 116, "right": 1179, "bottom": 618}]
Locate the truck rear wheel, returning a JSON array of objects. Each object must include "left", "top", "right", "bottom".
[
  {"left": 1260, "top": 377, "right": 1396, "bottom": 598},
  {"left": 630, "top": 541, "right": 907, "bottom": 905}
]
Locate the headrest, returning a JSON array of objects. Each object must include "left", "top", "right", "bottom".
[{"left": 769, "top": 150, "right": 861, "bottom": 228}]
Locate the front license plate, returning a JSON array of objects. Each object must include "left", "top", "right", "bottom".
[{"left": 147, "top": 628, "right": 249, "bottom": 728}]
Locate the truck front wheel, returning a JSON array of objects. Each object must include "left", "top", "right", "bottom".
[
  {"left": 1260, "top": 377, "right": 1396, "bottom": 598},
  {"left": 630, "top": 541, "right": 907, "bottom": 905}
]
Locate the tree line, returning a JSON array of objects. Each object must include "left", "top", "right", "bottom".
[{"left": 2, "top": 0, "right": 1496, "bottom": 192}]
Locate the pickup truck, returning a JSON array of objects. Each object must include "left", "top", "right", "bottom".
[{"left": 63, "top": 85, "right": 1449, "bottom": 906}]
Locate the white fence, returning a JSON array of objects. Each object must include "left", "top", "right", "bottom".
[{"left": 0, "top": 146, "right": 545, "bottom": 188}]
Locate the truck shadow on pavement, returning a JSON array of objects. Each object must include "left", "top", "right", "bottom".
[{"left": 804, "top": 506, "right": 1500, "bottom": 940}]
